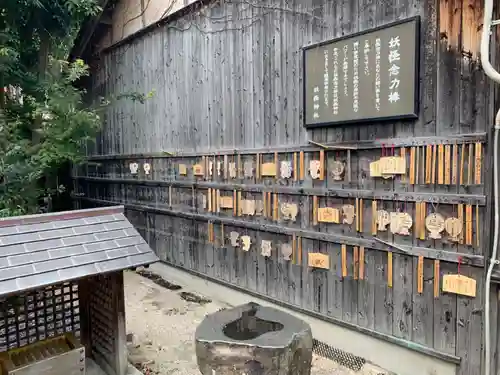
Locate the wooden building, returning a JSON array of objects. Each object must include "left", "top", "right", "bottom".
[{"left": 71, "top": 1, "right": 500, "bottom": 375}]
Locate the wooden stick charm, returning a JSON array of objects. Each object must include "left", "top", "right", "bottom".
[
  {"left": 434, "top": 260, "right": 440, "bottom": 298},
  {"left": 273, "top": 193, "right": 278, "bottom": 221},
  {"left": 417, "top": 256, "right": 424, "bottom": 294},
  {"left": 298, "top": 237, "right": 302, "bottom": 265},
  {"left": 293, "top": 152, "right": 298, "bottom": 181},
  {"left": 409, "top": 147, "right": 416, "bottom": 185},
  {"left": 208, "top": 188, "right": 212, "bottom": 212},
  {"left": 388, "top": 252, "right": 393, "bottom": 288},
  {"left": 476, "top": 204, "right": 480, "bottom": 248},
  {"left": 466, "top": 204, "right": 473, "bottom": 245},
  {"left": 371, "top": 200, "right": 377, "bottom": 235},
  {"left": 359, "top": 199, "right": 363, "bottom": 232},
  {"left": 475, "top": 142, "right": 482, "bottom": 185},
  {"left": 425, "top": 145, "right": 432, "bottom": 184},
  {"left": 420, "top": 202, "right": 426, "bottom": 240},
  {"left": 452, "top": 144, "right": 458, "bottom": 185},
  {"left": 401, "top": 147, "right": 406, "bottom": 182},
  {"left": 341, "top": 245, "right": 347, "bottom": 278},
  {"left": 233, "top": 190, "right": 237, "bottom": 216},
  {"left": 444, "top": 145, "right": 451, "bottom": 185},
  {"left": 459, "top": 144, "right": 465, "bottom": 185},
  {"left": 458, "top": 203, "right": 464, "bottom": 244},
  {"left": 256, "top": 153, "right": 261, "bottom": 179},
  {"left": 299, "top": 151, "right": 305, "bottom": 180},
  {"left": 319, "top": 150, "right": 325, "bottom": 180},
  {"left": 354, "top": 247, "right": 359, "bottom": 280},
  {"left": 431, "top": 144, "right": 437, "bottom": 184},
  {"left": 274, "top": 152, "right": 279, "bottom": 180},
  {"left": 359, "top": 247, "right": 365, "bottom": 280},
  {"left": 438, "top": 144, "right": 444, "bottom": 185},
  {"left": 415, "top": 202, "right": 421, "bottom": 239},
  {"left": 313, "top": 196, "right": 319, "bottom": 226},
  {"left": 468, "top": 143, "right": 474, "bottom": 185}
]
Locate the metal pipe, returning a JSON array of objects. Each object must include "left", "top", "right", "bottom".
[{"left": 481, "top": 0, "right": 500, "bottom": 373}]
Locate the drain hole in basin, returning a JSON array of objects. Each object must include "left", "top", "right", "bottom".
[{"left": 223, "top": 306, "right": 284, "bottom": 340}]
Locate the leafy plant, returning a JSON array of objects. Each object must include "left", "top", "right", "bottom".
[{"left": 0, "top": 0, "right": 105, "bottom": 216}]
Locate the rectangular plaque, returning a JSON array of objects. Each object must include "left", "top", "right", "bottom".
[
  {"left": 308, "top": 253, "right": 330, "bottom": 269},
  {"left": 303, "top": 17, "right": 419, "bottom": 127}
]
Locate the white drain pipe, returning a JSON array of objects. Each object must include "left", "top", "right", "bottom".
[{"left": 481, "top": 0, "right": 500, "bottom": 374}]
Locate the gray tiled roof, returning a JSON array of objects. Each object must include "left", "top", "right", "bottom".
[{"left": 0, "top": 206, "right": 158, "bottom": 297}]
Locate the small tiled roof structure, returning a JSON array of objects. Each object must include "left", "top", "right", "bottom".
[{"left": 0, "top": 205, "right": 158, "bottom": 297}]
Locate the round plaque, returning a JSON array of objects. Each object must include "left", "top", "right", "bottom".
[{"left": 425, "top": 213, "right": 445, "bottom": 239}]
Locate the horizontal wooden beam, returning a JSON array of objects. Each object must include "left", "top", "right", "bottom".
[
  {"left": 74, "top": 176, "right": 487, "bottom": 205},
  {"left": 74, "top": 195, "right": 485, "bottom": 267},
  {"left": 84, "top": 133, "right": 486, "bottom": 161}
]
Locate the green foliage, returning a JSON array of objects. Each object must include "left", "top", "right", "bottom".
[{"left": 0, "top": 0, "right": 103, "bottom": 216}]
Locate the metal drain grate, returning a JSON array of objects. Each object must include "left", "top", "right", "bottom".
[{"left": 313, "top": 339, "right": 366, "bottom": 371}]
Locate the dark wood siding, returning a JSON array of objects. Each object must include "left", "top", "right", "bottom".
[{"left": 73, "top": 0, "right": 500, "bottom": 374}]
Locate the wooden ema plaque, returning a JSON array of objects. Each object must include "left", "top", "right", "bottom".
[
  {"left": 178, "top": 164, "right": 187, "bottom": 175},
  {"left": 308, "top": 253, "right": 329, "bottom": 269},
  {"left": 261, "top": 162, "right": 277, "bottom": 177},
  {"left": 370, "top": 156, "right": 405, "bottom": 178},
  {"left": 317, "top": 207, "right": 340, "bottom": 223},
  {"left": 219, "top": 196, "right": 233, "bottom": 209},
  {"left": 193, "top": 163, "right": 204, "bottom": 176},
  {"left": 442, "top": 274, "right": 476, "bottom": 297}
]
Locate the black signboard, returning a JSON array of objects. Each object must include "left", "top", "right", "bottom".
[{"left": 303, "top": 17, "right": 420, "bottom": 128}]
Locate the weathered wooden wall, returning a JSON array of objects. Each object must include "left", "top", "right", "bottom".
[{"left": 73, "top": 0, "right": 500, "bottom": 374}]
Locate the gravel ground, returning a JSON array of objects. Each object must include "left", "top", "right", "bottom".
[{"left": 124, "top": 270, "right": 384, "bottom": 375}]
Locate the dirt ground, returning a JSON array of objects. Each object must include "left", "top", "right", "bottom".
[{"left": 124, "top": 270, "right": 384, "bottom": 375}]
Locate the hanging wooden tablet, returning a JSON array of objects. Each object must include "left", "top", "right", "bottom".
[
  {"left": 237, "top": 191, "right": 242, "bottom": 216},
  {"left": 417, "top": 256, "right": 424, "bottom": 294},
  {"left": 437, "top": 144, "right": 444, "bottom": 184},
  {"left": 354, "top": 247, "right": 359, "bottom": 280},
  {"left": 387, "top": 252, "right": 393, "bottom": 288},
  {"left": 273, "top": 193, "right": 279, "bottom": 221},
  {"left": 475, "top": 142, "right": 482, "bottom": 184},
  {"left": 359, "top": 247, "right": 365, "bottom": 280},
  {"left": 401, "top": 147, "right": 407, "bottom": 182},
  {"left": 243, "top": 161, "right": 254, "bottom": 178},
  {"left": 342, "top": 204, "right": 355, "bottom": 225},
  {"left": 224, "top": 155, "right": 229, "bottom": 179},
  {"left": 241, "top": 235, "right": 252, "bottom": 252},
  {"left": 281, "top": 202, "right": 298, "bottom": 221},
  {"left": 371, "top": 201, "right": 378, "bottom": 235},
  {"left": 476, "top": 204, "right": 480, "bottom": 248},
  {"left": 465, "top": 204, "right": 473, "bottom": 245},
  {"left": 212, "top": 189, "right": 217, "bottom": 213},
  {"left": 237, "top": 154, "right": 242, "bottom": 178},
  {"left": 280, "top": 160, "right": 292, "bottom": 179},
  {"left": 431, "top": 144, "right": 437, "bottom": 184},
  {"left": 208, "top": 222, "right": 214, "bottom": 243},
  {"left": 281, "top": 243, "right": 293, "bottom": 261},
  {"left": 293, "top": 152, "right": 298, "bottom": 181},
  {"left": 143, "top": 163, "right": 151, "bottom": 175},
  {"left": 220, "top": 196, "right": 233, "bottom": 209},
  {"left": 458, "top": 203, "right": 464, "bottom": 244},
  {"left": 233, "top": 190, "right": 237, "bottom": 216},
  {"left": 377, "top": 210, "right": 390, "bottom": 231},
  {"left": 313, "top": 196, "right": 319, "bottom": 226},
  {"left": 452, "top": 144, "right": 458, "bottom": 185},
  {"left": 310, "top": 160, "right": 321, "bottom": 179},
  {"left": 178, "top": 164, "right": 187, "bottom": 176},
  {"left": 207, "top": 189, "right": 212, "bottom": 212},
  {"left": 308, "top": 253, "right": 329, "bottom": 269},
  {"left": 261, "top": 240, "right": 272, "bottom": 258},
  {"left": 217, "top": 161, "right": 223, "bottom": 177},
  {"left": 193, "top": 163, "right": 204, "bottom": 176},
  {"left": 409, "top": 147, "right": 416, "bottom": 184},
  {"left": 434, "top": 260, "right": 440, "bottom": 298},
  {"left": 425, "top": 213, "right": 445, "bottom": 239},
  {"left": 390, "top": 212, "right": 413, "bottom": 236},
  {"left": 319, "top": 150, "right": 325, "bottom": 180},
  {"left": 201, "top": 194, "right": 207, "bottom": 210},
  {"left": 415, "top": 202, "right": 421, "bottom": 238},
  {"left": 442, "top": 274, "right": 476, "bottom": 297},
  {"left": 202, "top": 156, "right": 207, "bottom": 178},
  {"left": 256, "top": 153, "right": 261, "bottom": 179},
  {"left": 241, "top": 200, "right": 256, "bottom": 216},
  {"left": 261, "top": 162, "right": 277, "bottom": 177},
  {"left": 262, "top": 192, "right": 267, "bottom": 218},
  {"left": 229, "top": 162, "right": 237, "bottom": 179},
  {"left": 419, "top": 202, "right": 426, "bottom": 240},
  {"left": 230, "top": 231, "right": 240, "bottom": 247},
  {"left": 355, "top": 198, "right": 360, "bottom": 232},
  {"left": 341, "top": 245, "right": 347, "bottom": 278},
  {"left": 331, "top": 160, "right": 345, "bottom": 181},
  {"left": 415, "top": 146, "right": 420, "bottom": 184},
  {"left": 318, "top": 207, "right": 340, "bottom": 224},
  {"left": 274, "top": 152, "right": 279, "bottom": 179},
  {"left": 298, "top": 237, "right": 303, "bottom": 265},
  {"left": 444, "top": 145, "right": 451, "bottom": 185},
  {"left": 468, "top": 143, "right": 474, "bottom": 185},
  {"left": 267, "top": 192, "right": 272, "bottom": 217},
  {"left": 459, "top": 144, "right": 465, "bottom": 185},
  {"left": 255, "top": 200, "right": 264, "bottom": 216},
  {"left": 444, "top": 217, "right": 462, "bottom": 242},
  {"left": 299, "top": 151, "right": 305, "bottom": 180},
  {"left": 359, "top": 199, "right": 363, "bottom": 232},
  {"left": 129, "top": 162, "right": 139, "bottom": 174},
  {"left": 425, "top": 145, "right": 432, "bottom": 184}
]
